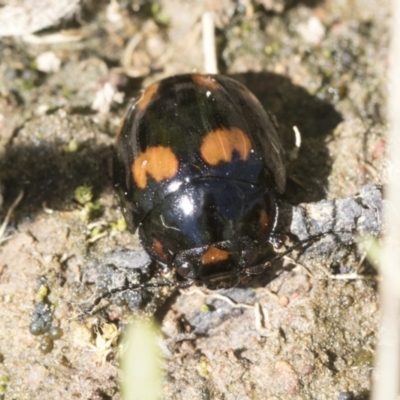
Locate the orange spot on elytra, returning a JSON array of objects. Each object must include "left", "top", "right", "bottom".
[
  {"left": 192, "top": 74, "right": 219, "bottom": 91},
  {"left": 152, "top": 238, "right": 168, "bottom": 261},
  {"left": 132, "top": 146, "right": 179, "bottom": 189},
  {"left": 200, "top": 127, "right": 252, "bottom": 166},
  {"left": 137, "top": 82, "right": 159, "bottom": 111},
  {"left": 200, "top": 246, "right": 229, "bottom": 264},
  {"left": 258, "top": 209, "right": 270, "bottom": 236}
]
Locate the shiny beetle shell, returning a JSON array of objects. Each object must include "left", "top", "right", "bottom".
[{"left": 113, "top": 74, "right": 286, "bottom": 288}]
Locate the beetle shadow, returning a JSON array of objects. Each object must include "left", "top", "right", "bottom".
[
  {"left": 0, "top": 75, "right": 146, "bottom": 218},
  {"left": 0, "top": 140, "right": 114, "bottom": 216},
  {"left": 229, "top": 71, "right": 342, "bottom": 205}
]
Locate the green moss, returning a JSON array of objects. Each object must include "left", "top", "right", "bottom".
[
  {"left": 63, "top": 139, "right": 80, "bottom": 153},
  {"left": 110, "top": 217, "right": 127, "bottom": 232},
  {"left": 151, "top": 2, "right": 169, "bottom": 25},
  {"left": 74, "top": 186, "right": 93, "bottom": 205},
  {"left": 353, "top": 349, "right": 373, "bottom": 366},
  {"left": 198, "top": 356, "right": 209, "bottom": 377},
  {"left": 0, "top": 376, "right": 9, "bottom": 385},
  {"left": 200, "top": 304, "right": 210, "bottom": 313},
  {"left": 35, "top": 285, "right": 49, "bottom": 303}
]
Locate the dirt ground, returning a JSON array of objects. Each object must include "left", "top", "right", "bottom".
[{"left": 0, "top": 0, "right": 389, "bottom": 399}]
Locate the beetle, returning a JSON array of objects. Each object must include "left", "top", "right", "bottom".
[{"left": 113, "top": 73, "right": 286, "bottom": 289}]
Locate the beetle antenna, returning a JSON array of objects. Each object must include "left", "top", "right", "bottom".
[
  {"left": 243, "top": 229, "right": 362, "bottom": 280},
  {"left": 77, "top": 279, "right": 194, "bottom": 320},
  {"left": 269, "top": 229, "right": 359, "bottom": 265}
]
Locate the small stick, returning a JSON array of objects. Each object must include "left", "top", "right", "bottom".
[
  {"left": 202, "top": 11, "right": 218, "bottom": 74},
  {"left": 289, "top": 125, "right": 302, "bottom": 161},
  {"left": 0, "top": 190, "right": 24, "bottom": 242},
  {"left": 181, "top": 287, "right": 254, "bottom": 309}
]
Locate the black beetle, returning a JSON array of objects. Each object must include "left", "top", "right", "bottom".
[{"left": 113, "top": 74, "right": 286, "bottom": 289}]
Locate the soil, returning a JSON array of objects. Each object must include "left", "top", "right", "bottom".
[{"left": 0, "top": 0, "right": 389, "bottom": 399}]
